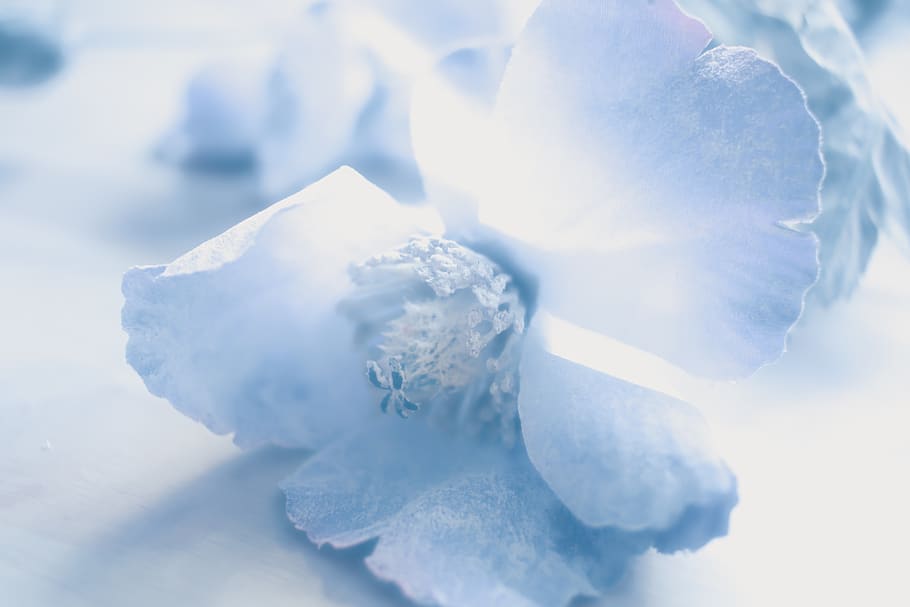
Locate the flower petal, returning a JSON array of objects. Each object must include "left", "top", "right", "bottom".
[
  {"left": 677, "top": 0, "right": 910, "bottom": 303},
  {"left": 283, "top": 418, "right": 655, "bottom": 607},
  {"left": 479, "top": 0, "right": 822, "bottom": 378},
  {"left": 121, "top": 167, "right": 442, "bottom": 448},
  {"left": 518, "top": 335, "right": 737, "bottom": 544}
]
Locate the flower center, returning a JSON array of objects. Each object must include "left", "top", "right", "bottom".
[{"left": 341, "top": 237, "right": 527, "bottom": 445}]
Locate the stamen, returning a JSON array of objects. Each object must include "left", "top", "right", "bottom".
[{"left": 342, "top": 237, "right": 527, "bottom": 444}]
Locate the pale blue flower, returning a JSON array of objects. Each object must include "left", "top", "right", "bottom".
[
  {"left": 122, "top": 1, "right": 822, "bottom": 605},
  {"left": 678, "top": 0, "right": 910, "bottom": 302},
  {"left": 158, "top": 2, "right": 374, "bottom": 190},
  {"left": 160, "top": 0, "right": 537, "bottom": 201}
]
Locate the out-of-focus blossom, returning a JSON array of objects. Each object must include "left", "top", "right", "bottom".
[
  {"left": 157, "top": 59, "right": 272, "bottom": 173},
  {"left": 0, "top": 1, "right": 65, "bottom": 87},
  {"left": 123, "top": 1, "right": 822, "bottom": 605},
  {"left": 679, "top": 0, "right": 910, "bottom": 303},
  {"left": 158, "top": 3, "right": 374, "bottom": 194},
  {"left": 160, "top": 0, "right": 539, "bottom": 202}
]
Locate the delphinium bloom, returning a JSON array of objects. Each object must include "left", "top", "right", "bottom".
[
  {"left": 678, "top": 0, "right": 910, "bottom": 302},
  {"left": 159, "top": 0, "right": 538, "bottom": 201},
  {"left": 122, "top": 1, "right": 822, "bottom": 605}
]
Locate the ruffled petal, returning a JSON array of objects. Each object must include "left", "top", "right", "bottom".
[
  {"left": 518, "top": 334, "right": 736, "bottom": 544},
  {"left": 677, "top": 0, "right": 910, "bottom": 303},
  {"left": 283, "top": 418, "right": 657, "bottom": 607},
  {"left": 478, "top": 0, "right": 822, "bottom": 378},
  {"left": 121, "top": 167, "right": 442, "bottom": 448}
]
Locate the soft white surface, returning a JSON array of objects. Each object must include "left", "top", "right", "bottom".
[{"left": 2, "top": 36, "right": 910, "bottom": 607}]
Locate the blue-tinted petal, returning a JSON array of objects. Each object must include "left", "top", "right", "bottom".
[
  {"left": 480, "top": 0, "right": 822, "bottom": 378},
  {"left": 677, "top": 0, "right": 910, "bottom": 303},
  {"left": 121, "top": 168, "right": 442, "bottom": 448},
  {"left": 283, "top": 418, "right": 485, "bottom": 550},
  {"left": 283, "top": 418, "right": 655, "bottom": 607},
  {"left": 518, "top": 335, "right": 736, "bottom": 543}
]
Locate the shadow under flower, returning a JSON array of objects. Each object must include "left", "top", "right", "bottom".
[
  {"left": 53, "top": 447, "right": 412, "bottom": 607},
  {"left": 48, "top": 438, "right": 668, "bottom": 607},
  {"left": 99, "top": 165, "right": 265, "bottom": 260}
]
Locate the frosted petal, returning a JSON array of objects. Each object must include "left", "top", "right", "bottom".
[
  {"left": 158, "top": 4, "right": 374, "bottom": 191},
  {"left": 283, "top": 418, "right": 656, "bottom": 607},
  {"left": 518, "top": 337, "right": 737, "bottom": 542},
  {"left": 481, "top": 0, "right": 822, "bottom": 378},
  {"left": 121, "top": 168, "right": 442, "bottom": 448}
]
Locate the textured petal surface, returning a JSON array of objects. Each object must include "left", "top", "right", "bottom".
[
  {"left": 121, "top": 168, "right": 442, "bottom": 448},
  {"left": 479, "top": 0, "right": 822, "bottom": 378},
  {"left": 518, "top": 336, "right": 736, "bottom": 540},
  {"left": 678, "top": 0, "right": 910, "bottom": 303},
  {"left": 283, "top": 418, "right": 664, "bottom": 607}
]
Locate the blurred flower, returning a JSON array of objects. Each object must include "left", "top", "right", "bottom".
[
  {"left": 679, "top": 0, "right": 910, "bottom": 303},
  {"left": 836, "top": 0, "right": 894, "bottom": 37},
  {"left": 122, "top": 1, "right": 822, "bottom": 605},
  {"left": 0, "top": 1, "right": 65, "bottom": 87},
  {"left": 157, "top": 3, "right": 373, "bottom": 192},
  {"left": 159, "top": 0, "right": 539, "bottom": 202}
]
